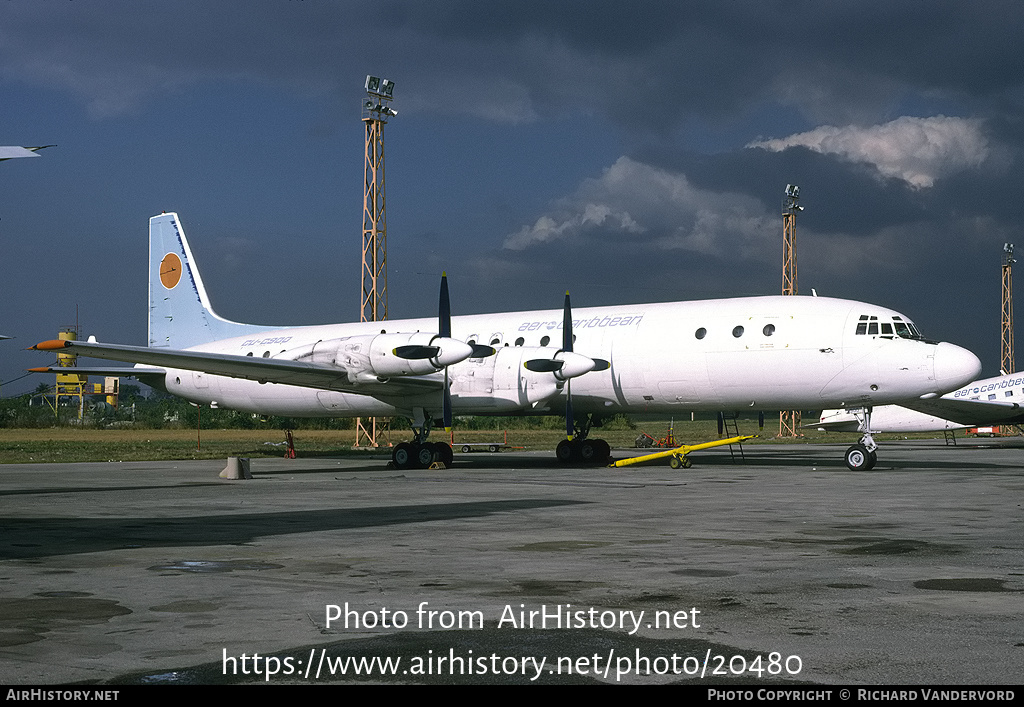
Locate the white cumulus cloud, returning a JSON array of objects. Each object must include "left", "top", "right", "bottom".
[
  {"left": 747, "top": 115, "right": 989, "bottom": 188},
  {"left": 503, "top": 157, "right": 774, "bottom": 256}
]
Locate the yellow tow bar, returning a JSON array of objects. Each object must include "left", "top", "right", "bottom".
[{"left": 610, "top": 435, "right": 756, "bottom": 469}]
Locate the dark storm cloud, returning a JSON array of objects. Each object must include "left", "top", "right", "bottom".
[
  {"left": 4, "top": 1, "right": 1023, "bottom": 128},
  {"left": 4, "top": 0, "right": 1024, "bottom": 389}
]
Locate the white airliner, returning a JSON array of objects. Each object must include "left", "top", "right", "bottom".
[
  {"left": 31, "top": 213, "right": 981, "bottom": 470},
  {"left": 817, "top": 371, "right": 1024, "bottom": 433}
]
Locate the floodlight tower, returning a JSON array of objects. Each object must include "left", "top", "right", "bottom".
[
  {"left": 780, "top": 184, "right": 803, "bottom": 437},
  {"left": 355, "top": 76, "right": 397, "bottom": 448},
  {"left": 1001, "top": 243, "right": 1015, "bottom": 375}
]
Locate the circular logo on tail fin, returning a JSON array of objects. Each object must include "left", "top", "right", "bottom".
[{"left": 159, "top": 253, "right": 182, "bottom": 289}]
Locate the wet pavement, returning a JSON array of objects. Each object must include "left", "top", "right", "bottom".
[{"left": 0, "top": 439, "right": 1021, "bottom": 685}]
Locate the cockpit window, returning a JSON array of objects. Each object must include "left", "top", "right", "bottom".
[{"left": 856, "top": 314, "right": 925, "bottom": 340}]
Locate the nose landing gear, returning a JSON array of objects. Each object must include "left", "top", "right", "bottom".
[{"left": 844, "top": 407, "right": 878, "bottom": 470}]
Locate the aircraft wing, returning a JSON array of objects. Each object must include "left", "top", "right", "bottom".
[
  {"left": 31, "top": 339, "right": 443, "bottom": 396},
  {"left": 0, "top": 146, "right": 40, "bottom": 160},
  {"left": 899, "top": 396, "right": 1024, "bottom": 425},
  {"left": 26, "top": 364, "right": 170, "bottom": 389}
]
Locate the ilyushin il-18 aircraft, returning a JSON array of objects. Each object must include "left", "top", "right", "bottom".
[
  {"left": 31, "top": 213, "right": 981, "bottom": 470},
  {"left": 817, "top": 371, "right": 1024, "bottom": 434}
]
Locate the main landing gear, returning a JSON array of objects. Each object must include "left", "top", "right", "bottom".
[
  {"left": 392, "top": 440, "right": 453, "bottom": 469},
  {"left": 391, "top": 408, "right": 454, "bottom": 470},
  {"left": 844, "top": 406, "right": 878, "bottom": 471},
  {"left": 556, "top": 414, "right": 611, "bottom": 465}
]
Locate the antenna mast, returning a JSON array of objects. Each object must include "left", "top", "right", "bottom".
[
  {"left": 779, "top": 184, "right": 803, "bottom": 437},
  {"left": 1001, "top": 243, "right": 1015, "bottom": 375},
  {"left": 355, "top": 75, "right": 397, "bottom": 448}
]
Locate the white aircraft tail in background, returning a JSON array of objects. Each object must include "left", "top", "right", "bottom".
[{"left": 32, "top": 212, "right": 982, "bottom": 470}]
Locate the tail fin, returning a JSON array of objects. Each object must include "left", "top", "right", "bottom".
[{"left": 149, "top": 213, "right": 271, "bottom": 349}]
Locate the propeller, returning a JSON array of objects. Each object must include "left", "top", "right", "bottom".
[
  {"left": 388, "top": 273, "right": 494, "bottom": 434},
  {"left": 523, "top": 292, "right": 610, "bottom": 441},
  {"left": 436, "top": 273, "right": 494, "bottom": 431}
]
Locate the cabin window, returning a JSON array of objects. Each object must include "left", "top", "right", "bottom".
[
  {"left": 695, "top": 327, "right": 707, "bottom": 340},
  {"left": 763, "top": 324, "right": 775, "bottom": 336},
  {"left": 732, "top": 326, "right": 744, "bottom": 338},
  {"left": 515, "top": 337, "right": 524, "bottom": 346},
  {"left": 540, "top": 335, "right": 550, "bottom": 347}
]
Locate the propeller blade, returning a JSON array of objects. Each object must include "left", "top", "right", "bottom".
[
  {"left": 565, "top": 381, "right": 574, "bottom": 440},
  {"left": 524, "top": 359, "right": 565, "bottom": 373},
  {"left": 591, "top": 358, "right": 611, "bottom": 371},
  {"left": 439, "top": 273, "right": 454, "bottom": 433},
  {"left": 563, "top": 291, "right": 573, "bottom": 352},
  {"left": 443, "top": 370, "right": 452, "bottom": 431},
  {"left": 439, "top": 272, "right": 451, "bottom": 339},
  {"left": 394, "top": 345, "right": 441, "bottom": 360},
  {"left": 470, "top": 344, "right": 497, "bottom": 358},
  {"left": 563, "top": 292, "right": 575, "bottom": 438}
]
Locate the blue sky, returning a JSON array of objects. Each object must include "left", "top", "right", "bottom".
[{"left": 2, "top": 1, "right": 1023, "bottom": 394}]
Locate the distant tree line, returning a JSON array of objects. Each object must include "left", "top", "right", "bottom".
[{"left": 0, "top": 384, "right": 639, "bottom": 431}]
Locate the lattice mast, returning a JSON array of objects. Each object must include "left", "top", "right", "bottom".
[
  {"left": 780, "top": 184, "right": 803, "bottom": 437},
  {"left": 1001, "top": 243, "right": 1015, "bottom": 375},
  {"left": 355, "top": 75, "right": 397, "bottom": 448}
]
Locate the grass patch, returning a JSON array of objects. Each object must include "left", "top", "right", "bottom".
[{"left": 0, "top": 419, "right": 958, "bottom": 465}]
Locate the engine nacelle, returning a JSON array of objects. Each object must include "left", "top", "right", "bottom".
[{"left": 286, "top": 332, "right": 473, "bottom": 382}]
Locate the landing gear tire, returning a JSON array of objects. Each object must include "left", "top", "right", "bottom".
[
  {"left": 580, "top": 440, "right": 599, "bottom": 463},
  {"left": 579, "top": 439, "right": 611, "bottom": 464},
  {"left": 556, "top": 439, "right": 578, "bottom": 464},
  {"left": 435, "top": 442, "right": 454, "bottom": 467},
  {"left": 845, "top": 443, "right": 877, "bottom": 471},
  {"left": 393, "top": 442, "right": 414, "bottom": 469},
  {"left": 416, "top": 443, "right": 435, "bottom": 469}
]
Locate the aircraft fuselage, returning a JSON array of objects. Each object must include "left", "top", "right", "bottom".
[{"left": 161, "top": 294, "right": 977, "bottom": 420}]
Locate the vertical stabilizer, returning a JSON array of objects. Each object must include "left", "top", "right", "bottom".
[{"left": 149, "top": 213, "right": 271, "bottom": 349}]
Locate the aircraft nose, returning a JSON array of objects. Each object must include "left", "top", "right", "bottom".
[{"left": 933, "top": 342, "right": 982, "bottom": 392}]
